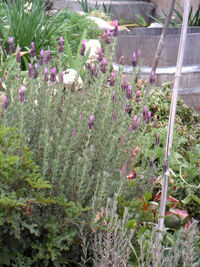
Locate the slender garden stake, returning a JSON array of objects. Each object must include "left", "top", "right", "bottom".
[
  {"left": 156, "top": 0, "right": 191, "bottom": 243},
  {"left": 151, "top": 0, "right": 176, "bottom": 76}
]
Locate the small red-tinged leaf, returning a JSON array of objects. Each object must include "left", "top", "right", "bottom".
[
  {"left": 184, "top": 219, "right": 191, "bottom": 229},
  {"left": 126, "top": 170, "right": 137, "bottom": 180},
  {"left": 131, "top": 146, "right": 139, "bottom": 159},
  {"left": 143, "top": 202, "right": 149, "bottom": 211},
  {"left": 168, "top": 196, "right": 179, "bottom": 203},
  {"left": 168, "top": 208, "right": 189, "bottom": 221},
  {"left": 153, "top": 191, "right": 162, "bottom": 201}
]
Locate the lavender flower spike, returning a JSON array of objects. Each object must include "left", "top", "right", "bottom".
[
  {"left": 138, "top": 49, "right": 142, "bottom": 58},
  {"left": 135, "top": 90, "right": 141, "bottom": 102},
  {"left": 101, "top": 58, "right": 107, "bottom": 73},
  {"left": 72, "top": 128, "right": 76, "bottom": 138},
  {"left": 44, "top": 67, "right": 48, "bottom": 82},
  {"left": 149, "top": 158, "right": 154, "bottom": 168},
  {"left": 59, "top": 36, "right": 64, "bottom": 53},
  {"left": 80, "top": 39, "right": 86, "bottom": 56},
  {"left": 98, "top": 48, "right": 103, "bottom": 62},
  {"left": 150, "top": 70, "right": 155, "bottom": 84},
  {"left": 16, "top": 47, "right": 21, "bottom": 63},
  {"left": 4, "top": 96, "right": 8, "bottom": 109},
  {"left": 112, "top": 90, "right": 116, "bottom": 102},
  {"left": 110, "top": 71, "right": 115, "bottom": 86},
  {"left": 50, "top": 67, "right": 57, "bottom": 82},
  {"left": 146, "top": 111, "right": 151, "bottom": 124},
  {"left": 30, "top": 42, "right": 35, "bottom": 57},
  {"left": 45, "top": 49, "right": 51, "bottom": 64},
  {"left": 125, "top": 104, "right": 131, "bottom": 114},
  {"left": 156, "top": 132, "right": 160, "bottom": 145},
  {"left": 113, "top": 109, "right": 117, "bottom": 121},
  {"left": 105, "top": 29, "right": 111, "bottom": 44},
  {"left": 143, "top": 106, "right": 147, "bottom": 120},
  {"left": 39, "top": 49, "right": 44, "bottom": 66},
  {"left": 9, "top": 37, "right": 14, "bottom": 54},
  {"left": 19, "top": 85, "right": 25, "bottom": 103},
  {"left": 89, "top": 115, "right": 94, "bottom": 130},
  {"left": 126, "top": 85, "right": 132, "bottom": 99},
  {"left": 113, "top": 20, "right": 118, "bottom": 37},
  {"left": 132, "top": 52, "right": 137, "bottom": 67},
  {"left": 34, "top": 63, "right": 38, "bottom": 79}
]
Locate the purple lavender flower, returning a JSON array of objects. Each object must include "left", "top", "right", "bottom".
[
  {"left": 4, "top": 96, "right": 8, "bottom": 109},
  {"left": 9, "top": 37, "right": 14, "bottom": 54},
  {"left": 30, "top": 42, "right": 35, "bottom": 57},
  {"left": 138, "top": 49, "right": 142, "bottom": 58},
  {"left": 50, "top": 67, "right": 56, "bottom": 82},
  {"left": 90, "top": 64, "right": 96, "bottom": 76},
  {"left": 126, "top": 85, "right": 132, "bottom": 99},
  {"left": 59, "top": 72, "right": 63, "bottom": 83},
  {"left": 146, "top": 111, "right": 151, "bottom": 124},
  {"left": 109, "top": 71, "right": 115, "bottom": 86},
  {"left": 19, "top": 85, "right": 25, "bottom": 103},
  {"left": 39, "top": 49, "right": 44, "bottom": 66},
  {"left": 16, "top": 47, "right": 21, "bottom": 63},
  {"left": 112, "top": 90, "right": 116, "bottom": 102},
  {"left": 143, "top": 106, "right": 147, "bottom": 120},
  {"left": 72, "top": 128, "right": 76, "bottom": 138},
  {"left": 105, "top": 29, "right": 111, "bottom": 44},
  {"left": 156, "top": 132, "right": 160, "bottom": 145},
  {"left": 80, "top": 39, "right": 86, "bottom": 56},
  {"left": 44, "top": 67, "right": 48, "bottom": 82},
  {"left": 28, "top": 64, "right": 33, "bottom": 78},
  {"left": 89, "top": 115, "right": 94, "bottom": 130},
  {"left": 98, "top": 48, "right": 103, "bottom": 62},
  {"left": 150, "top": 70, "right": 155, "bottom": 84},
  {"left": 34, "top": 63, "right": 38, "bottom": 79},
  {"left": 149, "top": 158, "right": 154, "bottom": 168},
  {"left": 121, "top": 76, "right": 128, "bottom": 91},
  {"left": 132, "top": 52, "right": 137, "bottom": 67},
  {"left": 86, "top": 62, "right": 91, "bottom": 70},
  {"left": 135, "top": 90, "right": 141, "bottom": 102},
  {"left": 101, "top": 58, "right": 107, "bottom": 73},
  {"left": 125, "top": 104, "right": 131, "bottom": 114},
  {"left": 0, "top": 77, "right": 2, "bottom": 91},
  {"left": 59, "top": 36, "right": 64, "bottom": 53},
  {"left": 113, "top": 109, "right": 117, "bottom": 121},
  {"left": 132, "top": 115, "right": 137, "bottom": 130},
  {"left": 113, "top": 20, "right": 118, "bottom": 37},
  {"left": 45, "top": 49, "right": 51, "bottom": 64}
]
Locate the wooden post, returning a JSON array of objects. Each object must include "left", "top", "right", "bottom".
[
  {"left": 151, "top": 0, "right": 176, "bottom": 76},
  {"left": 156, "top": 0, "right": 191, "bottom": 243}
]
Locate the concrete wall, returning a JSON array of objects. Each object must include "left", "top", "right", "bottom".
[{"left": 150, "top": 0, "right": 200, "bottom": 18}]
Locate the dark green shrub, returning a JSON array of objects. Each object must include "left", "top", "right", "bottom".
[{"left": 0, "top": 126, "right": 85, "bottom": 266}]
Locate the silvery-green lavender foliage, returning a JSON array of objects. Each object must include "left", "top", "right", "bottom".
[
  {"left": 137, "top": 221, "right": 200, "bottom": 267},
  {"left": 93, "top": 197, "right": 134, "bottom": 266},
  {"left": 1, "top": 36, "right": 154, "bottom": 210}
]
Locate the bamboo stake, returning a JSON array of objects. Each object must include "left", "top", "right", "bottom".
[
  {"left": 151, "top": 0, "right": 176, "bottom": 76},
  {"left": 156, "top": 0, "right": 191, "bottom": 243}
]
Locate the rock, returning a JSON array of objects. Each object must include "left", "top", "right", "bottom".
[
  {"left": 148, "top": 22, "right": 163, "bottom": 28},
  {"left": 63, "top": 69, "right": 83, "bottom": 91},
  {"left": 87, "top": 16, "right": 114, "bottom": 31},
  {"left": 85, "top": 39, "right": 101, "bottom": 62}
]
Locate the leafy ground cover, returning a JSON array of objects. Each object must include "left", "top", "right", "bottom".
[{"left": 0, "top": 1, "right": 200, "bottom": 266}]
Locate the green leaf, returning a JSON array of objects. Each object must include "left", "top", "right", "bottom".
[
  {"left": 144, "top": 192, "right": 152, "bottom": 202},
  {"left": 181, "top": 194, "right": 192, "bottom": 205}
]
